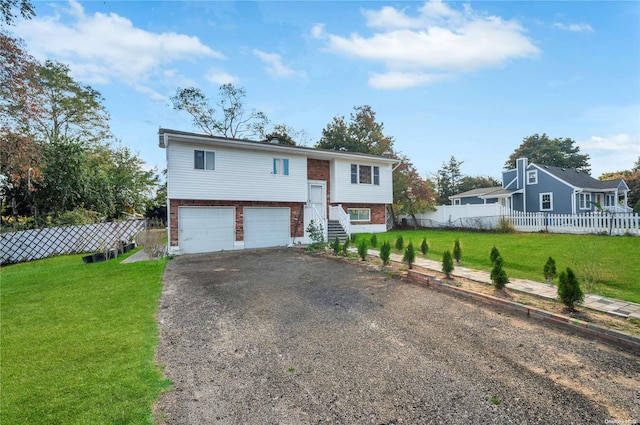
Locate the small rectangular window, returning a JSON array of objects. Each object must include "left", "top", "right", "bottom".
[
  {"left": 351, "top": 164, "right": 358, "bottom": 184},
  {"left": 373, "top": 166, "right": 380, "bottom": 185},
  {"left": 273, "top": 158, "right": 289, "bottom": 175},
  {"left": 527, "top": 170, "right": 537, "bottom": 185},
  {"left": 359, "top": 165, "right": 372, "bottom": 184},
  {"left": 348, "top": 208, "right": 371, "bottom": 222},
  {"left": 579, "top": 193, "right": 591, "bottom": 209},
  {"left": 194, "top": 150, "right": 214, "bottom": 170},
  {"left": 540, "top": 193, "right": 553, "bottom": 211}
]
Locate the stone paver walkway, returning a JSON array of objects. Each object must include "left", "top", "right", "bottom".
[{"left": 364, "top": 249, "right": 640, "bottom": 320}]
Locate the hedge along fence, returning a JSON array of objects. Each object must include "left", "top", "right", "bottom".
[{"left": 0, "top": 219, "right": 146, "bottom": 265}]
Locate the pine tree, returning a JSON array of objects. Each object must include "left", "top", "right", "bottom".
[
  {"left": 380, "top": 241, "right": 391, "bottom": 266},
  {"left": 453, "top": 239, "right": 462, "bottom": 264},
  {"left": 491, "top": 256, "right": 509, "bottom": 290},
  {"left": 543, "top": 257, "right": 557, "bottom": 284},
  {"left": 558, "top": 268, "right": 584, "bottom": 311},
  {"left": 420, "top": 237, "right": 428, "bottom": 255},
  {"left": 358, "top": 240, "right": 368, "bottom": 261},
  {"left": 403, "top": 242, "right": 416, "bottom": 269},
  {"left": 442, "top": 250, "right": 454, "bottom": 278},
  {"left": 395, "top": 235, "right": 404, "bottom": 252},
  {"left": 370, "top": 233, "right": 378, "bottom": 247},
  {"left": 490, "top": 246, "right": 500, "bottom": 265},
  {"left": 331, "top": 237, "right": 340, "bottom": 255},
  {"left": 342, "top": 238, "right": 349, "bottom": 256}
]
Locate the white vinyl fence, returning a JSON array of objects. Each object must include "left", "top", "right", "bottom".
[
  {"left": 406, "top": 205, "right": 640, "bottom": 236},
  {"left": 0, "top": 219, "right": 146, "bottom": 264}
]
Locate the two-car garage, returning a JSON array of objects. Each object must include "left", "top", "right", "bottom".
[{"left": 178, "top": 206, "right": 291, "bottom": 254}]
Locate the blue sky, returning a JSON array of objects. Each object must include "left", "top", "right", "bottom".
[{"left": 13, "top": 0, "right": 640, "bottom": 180}]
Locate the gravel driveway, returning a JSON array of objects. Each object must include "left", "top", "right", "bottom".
[{"left": 155, "top": 248, "right": 639, "bottom": 425}]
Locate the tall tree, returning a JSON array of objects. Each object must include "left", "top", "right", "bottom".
[
  {"left": 457, "top": 175, "right": 502, "bottom": 193},
  {"left": 599, "top": 155, "right": 640, "bottom": 210},
  {"left": 434, "top": 156, "right": 464, "bottom": 204},
  {"left": 1, "top": 0, "right": 34, "bottom": 26},
  {"left": 316, "top": 105, "right": 395, "bottom": 157},
  {"left": 171, "top": 84, "right": 268, "bottom": 139},
  {"left": 505, "top": 133, "right": 590, "bottom": 173},
  {"left": 392, "top": 156, "right": 436, "bottom": 227}
]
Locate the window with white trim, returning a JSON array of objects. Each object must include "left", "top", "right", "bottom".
[
  {"left": 273, "top": 158, "right": 289, "bottom": 175},
  {"left": 194, "top": 150, "right": 215, "bottom": 170},
  {"left": 605, "top": 194, "right": 615, "bottom": 207},
  {"left": 527, "top": 170, "right": 538, "bottom": 185},
  {"left": 453, "top": 199, "right": 461, "bottom": 205},
  {"left": 348, "top": 208, "right": 371, "bottom": 222},
  {"left": 579, "top": 193, "right": 591, "bottom": 210},
  {"left": 540, "top": 192, "right": 553, "bottom": 211},
  {"left": 350, "top": 164, "right": 380, "bottom": 185}
]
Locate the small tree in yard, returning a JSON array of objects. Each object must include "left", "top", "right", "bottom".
[
  {"left": 358, "top": 240, "right": 368, "bottom": 261},
  {"left": 453, "top": 239, "right": 462, "bottom": 264},
  {"left": 491, "top": 256, "right": 509, "bottom": 290},
  {"left": 395, "top": 235, "right": 404, "bottom": 252},
  {"left": 342, "top": 237, "right": 350, "bottom": 256},
  {"left": 306, "top": 220, "right": 325, "bottom": 249},
  {"left": 490, "top": 246, "right": 500, "bottom": 265},
  {"left": 380, "top": 241, "right": 391, "bottom": 266},
  {"left": 558, "top": 268, "right": 584, "bottom": 311},
  {"left": 544, "top": 256, "right": 557, "bottom": 284},
  {"left": 420, "top": 238, "right": 428, "bottom": 255},
  {"left": 331, "top": 237, "right": 341, "bottom": 255},
  {"left": 370, "top": 234, "right": 378, "bottom": 247},
  {"left": 442, "top": 250, "right": 454, "bottom": 279},
  {"left": 403, "top": 242, "right": 416, "bottom": 269}
]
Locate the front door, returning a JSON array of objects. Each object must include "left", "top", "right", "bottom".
[{"left": 308, "top": 182, "right": 326, "bottom": 219}]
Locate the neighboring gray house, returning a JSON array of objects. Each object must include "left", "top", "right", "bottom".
[{"left": 450, "top": 158, "right": 631, "bottom": 214}]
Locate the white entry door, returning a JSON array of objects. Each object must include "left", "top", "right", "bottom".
[{"left": 308, "top": 182, "right": 326, "bottom": 219}]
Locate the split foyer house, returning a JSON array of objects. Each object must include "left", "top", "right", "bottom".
[
  {"left": 160, "top": 128, "right": 398, "bottom": 254},
  {"left": 450, "top": 157, "right": 630, "bottom": 214}
]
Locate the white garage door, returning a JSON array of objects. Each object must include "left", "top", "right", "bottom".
[
  {"left": 178, "top": 207, "right": 235, "bottom": 254},
  {"left": 244, "top": 207, "right": 290, "bottom": 249}
]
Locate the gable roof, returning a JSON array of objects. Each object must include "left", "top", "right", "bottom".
[
  {"left": 449, "top": 187, "right": 505, "bottom": 200},
  {"left": 532, "top": 163, "right": 629, "bottom": 191},
  {"left": 158, "top": 128, "right": 399, "bottom": 165}
]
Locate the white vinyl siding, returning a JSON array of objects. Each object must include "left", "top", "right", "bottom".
[
  {"left": 332, "top": 160, "right": 392, "bottom": 203},
  {"left": 168, "top": 142, "right": 306, "bottom": 202}
]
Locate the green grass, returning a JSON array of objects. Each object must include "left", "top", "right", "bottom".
[
  {"left": 357, "top": 230, "right": 640, "bottom": 303},
  {"left": 1, "top": 250, "right": 170, "bottom": 424}
]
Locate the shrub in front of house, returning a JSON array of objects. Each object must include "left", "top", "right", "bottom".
[
  {"left": 403, "top": 242, "right": 416, "bottom": 269},
  {"left": 420, "top": 237, "right": 428, "bottom": 256},
  {"left": 544, "top": 256, "right": 557, "bottom": 284},
  {"left": 370, "top": 233, "right": 378, "bottom": 248},
  {"left": 380, "top": 241, "right": 391, "bottom": 266},
  {"left": 395, "top": 235, "right": 404, "bottom": 252},
  {"left": 558, "top": 267, "right": 584, "bottom": 311},
  {"left": 342, "top": 237, "right": 350, "bottom": 256},
  {"left": 491, "top": 256, "right": 509, "bottom": 290},
  {"left": 490, "top": 246, "right": 500, "bottom": 265},
  {"left": 358, "top": 240, "right": 368, "bottom": 261},
  {"left": 453, "top": 239, "right": 462, "bottom": 264},
  {"left": 442, "top": 250, "right": 454, "bottom": 278},
  {"left": 331, "top": 237, "right": 341, "bottom": 256}
]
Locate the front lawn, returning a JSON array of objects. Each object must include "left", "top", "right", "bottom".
[
  {"left": 1, "top": 250, "right": 170, "bottom": 424},
  {"left": 356, "top": 230, "right": 640, "bottom": 304}
]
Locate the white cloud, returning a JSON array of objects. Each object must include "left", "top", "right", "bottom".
[
  {"left": 205, "top": 69, "right": 239, "bottom": 85},
  {"left": 369, "top": 71, "right": 448, "bottom": 89},
  {"left": 253, "top": 49, "right": 306, "bottom": 79},
  {"left": 579, "top": 134, "right": 640, "bottom": 176},
  {"left": 553, "top": 22, "right": 593, "bottom": 32},
  {"left": 311, "top": 23, "right": 325, "bottom": 38},
  {"left": 316, "top": 0, "right": 539, "bottom": 88},
  {"left": 580, "top": 133, "right": 640, "bottom": 153},
  {"left": 14, "top": 0, "right": 223, "bottom": 88}
]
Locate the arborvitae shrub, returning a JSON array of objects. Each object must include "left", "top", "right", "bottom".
[
  {"left": 380, "top": 241, "right": 391, "bottom": 266},
  {"left": 370, "top": 234, "right": 378, "bottom": 247},
  {"left": 490, "top": 246, "right": 500, "bottom": 265},
  {"left": 350, "top": 233, "right": 357, "bottom": 243},
  {"left": 420, "top": 238, "right": 428, "bottom": 255},
  {"left": 331, "top": 237, "right": 341, "bottom": 255},
  {"left": 403, "top": 242, "right": 416, "bottom": 269},
  {"left": 558, "top": 267, "right": 584, "bottom": 311},
  {"left": 395, "top": 235, "right": 404, "bottom": 252},
  {"left": 357, "top": 240, "right": 368, "bottom": 261},
  {"left": 442, "top": 250, "right": 454, "bottom": 278},
  {"left": 453, "top": 239, "right": 462, "bottom": 264},
  {"left": 491, "top": 256, "right": 509, "bottom": 289},
  {"left": 342, "top": 238, "right": 350, "bottom": 256},
  {"left": 543, "top": 256, "right": 557, "bottom": 284}
]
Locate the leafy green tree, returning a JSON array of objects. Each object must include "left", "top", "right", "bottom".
[
  {"left": 599, "top": 156, "right": 640, "bottom": 210},
  {"left": 171, "top": 84, "right": 268, "bottom": 139},
  {"left": 395, "top": 235, "right": 404, "bottom": 252},
  {"left": 558, "top": 268, "right": 584, "bottom": 311},
  {"left": 543, "top": 257, "right": 557, "bottom": 284},
  {"left": 442, "top": 250, "right": 454, "bottom": 278},
  {"left": 403, "top": 242, "right": 416, "bottom": 269},
  {"left": 316, "top": 105, "right": 395, "bottom": 156},
  {"left": 420, "top": 237, "right": 428, "bottom": 255},
  {"left": 380, "top": 241, "right": 391, "bottom": 266},
  {"left": 504, "top": 133, "right": 590, "bottom": 173},
  {"left": 434, "top": 156, "right": 463, "bottom": 205},
  {"left": 357, "top": 240, "right": 368, "bottom": 261},
  {"left": 265, "top": 123, "right": 298, "bottom": 146},
  {"left": 490, "top": 246, "right": 500, "bottom": 265},
  {"left": 491, "top": 256, "right": 509, "bottom": 289},
  {"left": 457, "top": 175, "right": 501, "bottom": 193},
  {"left": 1, "top": 0, "right": 35, "bottom": 26},
  {"left": 392, "top": 155, "right": 436, "bottom": 227},
  {"left": 453, "top": 239, "right": 462, "bottom": 264}
]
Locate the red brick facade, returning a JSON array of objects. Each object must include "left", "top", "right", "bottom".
[{"left": 169, "top": 199, "right": 305, "bottom": 248}]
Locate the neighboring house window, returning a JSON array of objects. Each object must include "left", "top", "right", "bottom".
[
  {"left": 527, "top": 170, "right": 538, "bottom": 185},
  {"left": 579, "top": 193, "right": 591, "bottom": 210},
  {"left": 348, "top": 208, "right": 371, "bottom": 222},
  {"left": 350, "top": 164, "right": 380, "bottom": 185},
  {"left": 273, "top": 158, "right": 289, "bottom": 175},
  {"left": 540, "top": 192, "right": 553, "bottom": 211},
  {"left": 453, "top": 199, "right": 461, "bottom": 205},
  {"left": 194, "top": 150, "right": 215, "bottom": 170}
]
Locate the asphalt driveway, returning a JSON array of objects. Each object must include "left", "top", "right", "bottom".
[{"left": 155, "top": 248, "right": 639, "bottom": 424}]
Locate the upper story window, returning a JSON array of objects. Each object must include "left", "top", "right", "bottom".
[
  {"left": 194, "top": 150, "right": 215, "bottom": 170},
  {"left": 579, "top": 193, "right": 591, "bottom": 210},
  {"left": 527, "top": 170, "right": 538, "bottom": 185},
  {"left": 273, "top": 158, "right": 289, "bottom": 176},
  {"left": 351, "top": 164, "right": 380, "bottom": 185}
]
